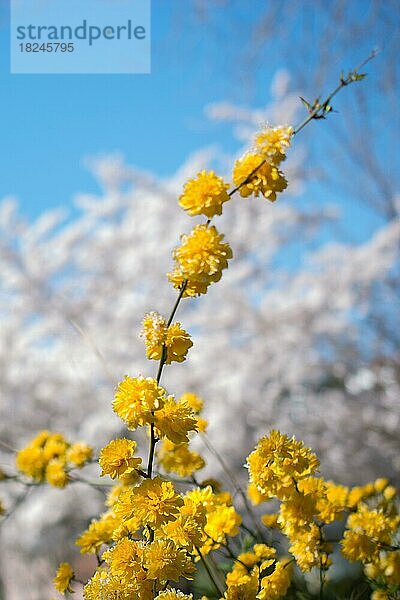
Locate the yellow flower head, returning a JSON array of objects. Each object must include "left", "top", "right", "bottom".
[
  {"left": 179, "top": 170, "right": 230, "bottom": 218},
  {"left": 258, "top": 559, "right": 292, "bottom": 600},
  {"left": 341, "top": 503, "right": 399, "bottom": 564},
  {"left": 144, "top": 539, "right": 195, "bottom": 581},
  {"left": 113, "top": 375, "right": 166, "bottom": 430},
  {"left": 66, "top": 442, "right": 93, "bottom": 467},
  {"left": 168, "top": 225, "right": 233, "bottom": 297},
  {"left": 254, "top": 125, "right": 293, "bottom": 165},
  {"left": 289, "top": 524, "right": 328, "bottom": 572},
  {"left": 246, "top": 430, "right": 319, "bottom": 500},
  {"left": 247, "top": 482, "right": 270, "bottom": 506},
  {"left": 157, "top": 439, "right": 205, "bottom": 478},
  {"left": 103, "top": 537, "right": 146, "bottom": 579},
  {"left": 160, "top": 496, "right": 207, "bottom": 551},
  {"left": 99, "top": 438, "right": 142, "bottom": 480},
  {"left": 114, "top": 476, "right": 183, "bottom": 528},
  {"left": 155, "top": 397, "right": 198, "bottom": 444},
  {"left": 232, "top": 152, "right": 287, "bottom": 201},
  {"left": 141, "top": 312, "right": 193, "bottom": 364},
  {"left": 178, "top": 392, "right": 204, "bottom": 413},
  {"left": 42, "top": 433, "right": 68, "bottom": 462},
  {"left": 45, "top": 459, "right": 69, "bottom": 488},
  {"left": 76, "top": 513, "right": 117, "bottom": 554},
  {"left": 53, "top": 562, "right": 74, "bottom": 594},
  {"left": 16, "top": 446, "right": 46, "bottom": 481},
  {"left": 155, "top": 590, "right": 193, "bottom": 600}
]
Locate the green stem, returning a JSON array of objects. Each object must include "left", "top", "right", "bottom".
[{"left": 196, "top": 546, "right": 225, "bottom": 598}]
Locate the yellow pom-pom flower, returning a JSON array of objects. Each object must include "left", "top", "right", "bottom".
[
  {"left": 66, "top": 442, "right": 93, "bottom": 467},
  {"left": 254, "top": 125, "right": 293, "bottom": 165},
  {"left": 144, "top": 539, "right": 195, "bottom": 581},
  {"left": 99, "top": 438, "right": 142, "bottom": 480},
  {"left": 114, "top": 476, "right": 183, "bottom": 528},
  {"left": 232, "top": 152, "right": 287, "bottom": 201},
  {"left": 113, "top": 375, "right": 166, "bottom": 430},
  {"left": 178, "top": 170, "right": 230, "bottom": 218},
  {"left": 155, "top": 397, "right": 198, "bottom": 444},
  {"left": 246, "top": 430, "right": 319, "bottom": 500},
  {"left": 141, "top": 312, "right": 193, "bottom": 364},
  {"left": 45, "top": 459, "right": 69, "bottom": 488},
  {"left": 155, "top": 590, "right": 193, "bottom": 600},
  {"left": 168, "top": 224, "right": 233, "bottom": 297},
  {"left": 76, "top": 513, "right": 117, "bottom": 554},
  {"left": 178, "top": 392, "right": 204, "bottom": 413},
  {"left": 16, "top": 446, "right": 46, "bottom": 481},
  {"left": 157, "top": 439, "right": 205, "bottom": 478},
  {"left": 53, "top": 562, "right": 74, "bottom": 594}
]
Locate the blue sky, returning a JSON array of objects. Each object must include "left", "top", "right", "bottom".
[{"left": 0, "top": 0, "right": 396, "bottom": 234}]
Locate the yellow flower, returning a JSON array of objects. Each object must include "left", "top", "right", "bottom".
[
  {"left": 165, "top": 323, "right": 193, "bottom": 363},
  {"left": 141, "top": 312, "right": 193, "bottom": 364},
  {"left": 247, "top": 430, "right": 319, "bottom": 500},
  {"left": 155, "top": 397, "right": 198, "bottom": 444},
  {"left": 45, "top": 459, "right": 69, "bottom": 488},
  {"left": 371, "top": 592, "right": 389, "bottom": 600},
  {"left": 99, "top": 438, "right": 142, "bottom": 480},
  {"left": 261, "top": 513, "right": 280, "bottom": 529},
  {"left": 157, "top": 439, "right": 205, "bottom": 478},
  {"left": 155, "top": 591, "right": 193, "bottom": 600},
  {"left": 258, "top": 559, "right": 292, "bottom": 600},
  {"left": 179, "top": 170, "right": 230, "bottom": 218},
  {"left": 289, "top": 524, "right": 328, "bottom": 572},
  {"left": 254, "top": 125, "right": 293, "bottom": 165},
  {"left": 16, "top": 446, "right": 45, "bottom": 481},
  {"left": 53, "top": 562, "right": 74, "bottom": 594},
  {"left": 76, "top": 513, "right": 117, "bottom": 554},
  {"left": 144, "top": 539, "right": 195, "bottom": 581},
  {"left": 168, "top": 225, "right": 233, "bottom": 297},
  {"left": 160, "top": 497, "right": 207, "bottom": 551},
  {"left": 42, "top": 433, "right": 68, "bottom": 462},
  {"left": 83, "top": 568, "right": 151, "bottom": 600},
  {"left": 247, "top": 482, "right": 270, "bottom": 505},
  {"left": 178, "top": 392, "right": 204, "bottom": 413},
  {"left": 66, "top": 442, "right": 93, "bottom": 467},
  {"left": 103, "top": 537, "right": 146, "bottom": 579},
  {"left": 232, "top": 152, "right": 287, "bottom": 201},
  {"left": 365, "top": 550, "right": 400, "bottom": 588},
  {"left": 205, "top": 504, "right": 242, "bottom": 548},
  {"left": 347, "top": 483, "right": 375, "bottom": 508},
  {"left": 341, "top": 504, "right": 399, "bottom": 564},
  {"left": 114, "top": 477, "right": 183, "bottom": 528},
  {"left": 383, "top": 485, "right": 397, "bottom": 501},
  {"left": 113, "top": 375, "right": 166, "bottom": 430}
]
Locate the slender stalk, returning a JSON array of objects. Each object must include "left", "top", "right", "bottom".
[
  {"left": 196, "top": 546, "right": 225, "bottom": 598},
  {"left": 146, "top": 280, "right": 188, "bottom": 480},
  {"left": 228, "top": 50, "right": 376, "bottom": 197}
]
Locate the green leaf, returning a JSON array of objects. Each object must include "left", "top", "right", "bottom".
[{"left": 299, "top": 96, "right": 311, "bottom": 110}]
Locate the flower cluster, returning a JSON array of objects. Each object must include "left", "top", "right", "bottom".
[
  {"left": 224, "top": 544, "right": 291, "bottom": 600},
  {"left": 232, "top": 125, "right": 292, "bottom": 202},
  {"left": 246, "top": 430, "right": 400, "bottom": 592},
  {"left": 15, "top": 431, "right": 92, "bottom": 488}
]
